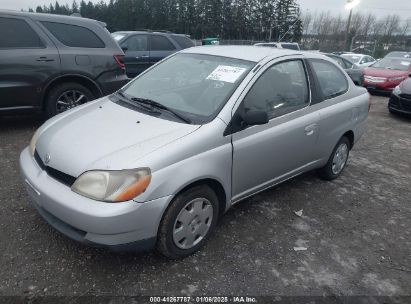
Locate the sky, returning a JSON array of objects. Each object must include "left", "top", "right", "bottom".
[{"left": 1, "top": 0, "right": 410, "bottom": 21}]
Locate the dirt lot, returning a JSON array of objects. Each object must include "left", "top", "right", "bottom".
[{"left": 0, "top": 95, "right": 410, "bottom": 301}]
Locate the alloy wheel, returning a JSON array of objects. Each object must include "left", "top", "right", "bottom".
[{"left": 56, "top": 90, "right": 88, "bottom": 113}]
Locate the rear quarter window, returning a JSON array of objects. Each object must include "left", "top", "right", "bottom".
[
  {"left": 41, "top": 21, "right": 105, "bottom": 48},
  {"left": 309, "top": 59, "right": 348, "bottom": 100},
  {"left": 150, "top": 35, "right": 176, "bottom": 51}
]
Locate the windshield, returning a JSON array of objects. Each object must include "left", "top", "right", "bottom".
[
  {"left": 256, "top": 43, "right": 277, "bottom": 48},
  {"left": 121, "top": 53, "right": 255, "bottom": 124},
  {"left": 371, "top": 58, "right": 411, "bottom": 71},
  {"left": 280, "top": 43, "right": 300, "bottom": 50},
  {"left": 386, "top": 52, "right": 411, "bottom": 58},
  {"left": 342, "top": 54, "right": 361, "bottom": 63}
]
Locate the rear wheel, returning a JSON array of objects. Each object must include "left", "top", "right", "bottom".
[
  {"left": 45, "top": 82, "right": 94, "bottom": 118},
  {"left": 157, "top": 185, "right": 219, "bottom": 259},
  {"left": 318, "top": 136, "right": 350, "bottom": 181}
]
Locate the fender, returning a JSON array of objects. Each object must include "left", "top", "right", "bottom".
[{"left": 41, "top": 73, "right": 103, "bottom": 104}]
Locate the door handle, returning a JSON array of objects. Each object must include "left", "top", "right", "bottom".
[
  {"left": 36, "top": 57, "right": 55, "bottom": 62},
  {"left": 304, "top": 124, "right": 318, "bottom": 136},
  {"left": 135, "top": 55, "right": 149, "bottom": 59}
]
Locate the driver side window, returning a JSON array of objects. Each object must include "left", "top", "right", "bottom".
[
  {"left": 242, "top": 60, "right": 309, "bottom": 120},
  {"left": 122, "top": 35, "right": 148, "bottom": 51}
]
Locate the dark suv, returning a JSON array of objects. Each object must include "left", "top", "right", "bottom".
[
  {"left": 111, "top": 31, "right": 195, "bottom": 78},
  {"left": 0, "top": 10, "right": 129, "bottom": 117}
]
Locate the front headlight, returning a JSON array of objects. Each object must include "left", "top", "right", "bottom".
[
  {"left": 71, "top": 168, "right": 151, "bottom": 202},
  {"left": 393, "top": 86, "right": 402, "bottom": 96},
  {"left": 29, "top": 129, "right": 40, "bottom": 155},
  {"left": 388, "top": 76, "right": 406, "bottom": 82}
]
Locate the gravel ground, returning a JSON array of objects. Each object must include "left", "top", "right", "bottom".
[{"left": 0, "top": 95, "right": 410, "bottom": 301}]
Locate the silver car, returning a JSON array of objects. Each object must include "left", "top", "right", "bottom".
[{"left": 20, "top": 46, "right": 369, "bottom": 258}]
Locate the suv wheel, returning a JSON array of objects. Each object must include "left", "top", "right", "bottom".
[
  {"left": 45, "top": 82, "right": 94, "bottom": 118},
  {"left": 157, "top": 185, "right": 219, "bottom": 259},
  {"left": 318, "top": 136, "right": 350, "bottom": 181}
]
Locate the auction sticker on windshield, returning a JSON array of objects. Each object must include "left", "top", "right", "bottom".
[{"left": 207, "top": 65, "right": 247, "bottom": 83}]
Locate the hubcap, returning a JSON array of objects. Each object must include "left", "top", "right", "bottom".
[
  {"left": 56, "top": 90, "right": 88, "bottom": 113},
  {"left": 332, "top": 143, "right": 349, "bottom": 175},
  {"left": 173, "top": 198, "right": 213, "bottom": 250}
]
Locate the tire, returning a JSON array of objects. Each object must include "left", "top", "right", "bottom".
[
  {"left": 157, "top": 185, "right": 219, "bottom": 259},
  {"left": 45, "top": 82, "right": 95, "bottom": 118},
  {"left": 318, "top": 136, "right": 350, "bottom": 181}
]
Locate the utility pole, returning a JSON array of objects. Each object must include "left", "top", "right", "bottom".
[
  {"left": 345, "top": 7, "right": 353, "bottom": 51},
  {"left": 345, "top": 0, "right": 360, "bottom": 51}
]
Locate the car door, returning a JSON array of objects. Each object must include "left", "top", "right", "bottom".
[
  {"left": 230, "top": 58, "right": 321, "bottom": 202},
  {"left": 306, "top": 58, "right": 353, "bottom": 162},
  {"left": 120, "top": 34, "right": 150, "bottom": 78},
  {"left": 0, "top": 15, "right": 60, "bottom": 110},
  {"left": 149, "top": 34, "right": 177, "bottom": 65}
]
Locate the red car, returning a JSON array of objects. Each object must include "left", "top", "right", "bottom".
[{"left": 363, "top": 57, "right": 411, "bottom": 93}]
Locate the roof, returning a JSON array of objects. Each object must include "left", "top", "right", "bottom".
[
  {"left": 112, "top": 30, "right": 186, "bottom": 36},
  {"left": 0, "top": 9, "right": 100, "bottom": 25},
  {"left": 181, "top": 45, "right": 303, "bottom": 62}
]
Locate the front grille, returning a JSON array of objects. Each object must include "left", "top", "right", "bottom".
[
  {"left": 34, "top": 150, "right": 76, "bottom": 187},
  {"left": 389, "top": 95, "right": 400, "bottom": 106},
  {"left": 402, "top": 102, "right": 411, "bottom": 112},
  {"left": 400, "top": 93, "right": 411, "bottom": 101},
  {"left": 365, "top": 76, "right": 386, "bottom": 83}
]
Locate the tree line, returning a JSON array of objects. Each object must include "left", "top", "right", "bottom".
[
  {"left": 302, "top": 11, "right": 410, "bottom": 56},
  {"left": 29, "top": 0, "right": 302, "bottom": 41}
]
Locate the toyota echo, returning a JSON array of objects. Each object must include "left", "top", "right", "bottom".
[{"left": 20, "top": 46, "right": 369, "bottom": 258}]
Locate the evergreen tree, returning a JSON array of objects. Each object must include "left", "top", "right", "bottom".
[{"left": 26, "top": 0, "right": 303, "bottom": 41}]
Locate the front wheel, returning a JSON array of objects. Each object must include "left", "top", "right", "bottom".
[
  {"left": 318, "top": 136, "right": 350, "bottom": 181},
  {"left": 157, "top": 185, "right": 219, "bottom": 259}
]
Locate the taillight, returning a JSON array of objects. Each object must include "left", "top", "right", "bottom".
[
  {"left": 114, "top": 55, "right": 125, "bottom": 70},
  {"left": 368, "top": 94, "right": 372, "bottom": 112}
]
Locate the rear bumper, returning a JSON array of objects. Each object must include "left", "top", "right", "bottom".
[
  {"left": 97, "top": 71, "right": 130, "bottom": 96},
  {"left": 20, "top": 147, "right": 171, "bottom": 250}
]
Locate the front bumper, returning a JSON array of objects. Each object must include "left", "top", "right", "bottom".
[
  {"left": 363, "top": 79, "right": 400, "bottom": 92},
  {"left": 389, "top": 94, "right": 411, "bottom": 115},
  {"left": 19, "top": 147, "right": 171, "bottom": 250}
]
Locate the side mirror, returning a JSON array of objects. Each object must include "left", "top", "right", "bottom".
[
  {"left": 242, "top": 110, "right": 269, "bottom": 126},
  {"left": 121, "top": 46, "right": 128, "bottom": 52}
]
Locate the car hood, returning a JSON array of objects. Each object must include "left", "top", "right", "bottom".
[
  {"left": 364, "top": 67, "right": 408, "bottom": 78},
  {"left": 35, "top": 98, "right": 200, "bottom": 177}
]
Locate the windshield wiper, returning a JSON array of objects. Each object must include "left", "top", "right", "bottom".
[
  {"left": 131, "top": 97, "right": 191, "bottom": 124},
  {"left": 115, "top": 92, "right": 159, "bottom": 113}
]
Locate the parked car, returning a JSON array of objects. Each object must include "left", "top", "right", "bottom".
[
  {"left": 112, "top": 31, "right": 195, "bottom": 78},
  {"left": 341, "top": 53, "right": 376, "bottom": 67},
  {"left": 332, "top": 51, "right": 355, "bottom": 56},
  {"left": 388, "top": 76, "right": 411, "bottom": 115},
  {"left": 385, "top": 51, "right": 411, "bottom": 58},
  {"left": 324, "top": 53, "right": 364, "bottom": 86},
  {"left": 0, "top": 10, "right": 129, "bottom": 117},
  {"left": 363, "top": 57, "right": 411, "bottom": 93},
  {"left": 20, "top": 46, "right": 369, "bottom": 258},
  {"left": 254, "top": 42, "right": 300, "bottom": 50}
]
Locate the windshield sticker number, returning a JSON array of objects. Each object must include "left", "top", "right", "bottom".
[{"left": 207, "top": 65, "right": 247, "bottom": 83}]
